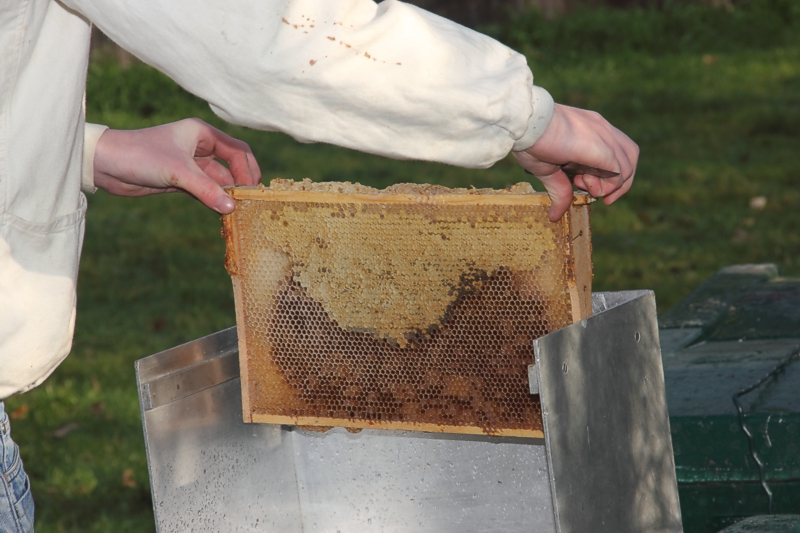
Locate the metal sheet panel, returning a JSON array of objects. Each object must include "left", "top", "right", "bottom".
[
  {"left": 137, "top": 291, "right": 676, "bottom": 533},
  {"left": 591, "top": 290, "right": 652, "bottom": 315},
  {"left": 137, "top": 326, "right": 238, "bottom": 383},
  {"left": 137, "top": 329, "right": 556, "bottom": 533},
  {"left": 290, "top": 428, "right": 555, "bottom": 533},
  {"left": 143, "top": 350, "right": 239, "bottom": 410},
  {"left": 534, "top": 291, "right": 682, "bottom": 533},
  {"left": 142, "top": 378, "right": 304, "bottom": 533}
]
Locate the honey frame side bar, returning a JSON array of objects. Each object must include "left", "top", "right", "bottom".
[
  {"left": 569, "top": 203, "right": 593, "bottom": 321},
  {"left": 222, "top": 212, "right": 255, "bottom": 422}
]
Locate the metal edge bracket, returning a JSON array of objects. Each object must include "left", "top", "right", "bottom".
[
  {"left": 528, "top": 364, "right": 540, "bottom": 395},
  {"left": 135, "top": 326, "right": 239, "bottom": 411}
]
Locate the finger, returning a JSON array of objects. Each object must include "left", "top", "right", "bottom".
[
  {"left": 196, "top": 157, "right": 235, "bottom": 186},
  {"left": 595, "top": 140, "right": 634, "bottom": 200},
  {"left": 246, "top": 152, "right": 262, "bottom": 184},
  {"left": 536, "top": 170, "right": 575, "bottom": 222},
  {"left": 512, "top": 150, "right": 560, "bottom": 177},
  {"left": 576, "top": 174, "right": 604, "bottom": 197},
  {"left": 603, "top": 169, "right": 635, "bottom": 204},
  {"left": 601, "top": 139, "right": 637, "bottom": 203},
  {"left": 569, "top": 132, "right": 631, "bottom": 199},
  {"left": 598, "top": 127, "right": 638, "bottom": 199},
  {"left": 195, "top": 123, "right": 261, "bottom": 185},
  {"left": 166, "top": 157, "right": 236, "bottom": 214},
  {"left": 612, "top": 124, "right": 641, "bottom": 168},
  {"left": 578, "top": 135, "right": 619, "bottom": 175}
]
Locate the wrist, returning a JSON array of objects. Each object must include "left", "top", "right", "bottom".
[
  {"left": 525, "top": 103, "right": 568, "bottom": 158},
  {"left": 512, "top": 86, "right": 555, "bottom": 152}
]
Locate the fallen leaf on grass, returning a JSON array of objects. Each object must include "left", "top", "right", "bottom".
[
  {"left": 10, "top": 404, "right": 29, "bottom": 420},
  {"left": 122, "top": 468, "right": 137, "bottom": 488},
  {"left": 731, "top": 228, "right": 749, "bottom": 243},
  {"left": 52, "top": 423, "right": 80, "bottom": 438},
  {"left": 635, "top": 210, "right": 653, "bottom": 226}
]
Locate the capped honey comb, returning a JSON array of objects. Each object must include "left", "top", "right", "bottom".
[{"left": 222, "top": 180, "right": 593, "bottom": 438}]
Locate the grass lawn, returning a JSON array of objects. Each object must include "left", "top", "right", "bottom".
[{"left": 4, "top": 2, "right": 800, "bottom": 531}]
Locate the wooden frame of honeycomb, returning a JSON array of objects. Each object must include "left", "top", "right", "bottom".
[{"left": 222, "top": 184, "right": 592, "bottom": 438}]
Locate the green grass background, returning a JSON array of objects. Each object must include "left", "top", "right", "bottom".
[{"left": 5, "top": 1, "right": 800, "bottom": 530}]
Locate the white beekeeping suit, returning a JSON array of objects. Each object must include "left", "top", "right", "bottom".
[{"left": 0, "top": 0, "right": 553, "bottom": 398}]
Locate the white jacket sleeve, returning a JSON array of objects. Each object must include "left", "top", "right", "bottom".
[
  {"left": 82, "top": 122, "right": 108, "bottom": 193},
  {"left": 65, "top": 0, "right": 553, "bottom": 168}
]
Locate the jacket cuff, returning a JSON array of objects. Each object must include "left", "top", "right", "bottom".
[
  {"left": 82, "top": 123, "right": 109, "bottom": 194},
  {"left": 512, "top": 86, "right": 555, "bottom": 152}
]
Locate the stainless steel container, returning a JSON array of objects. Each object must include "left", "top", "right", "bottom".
[{"left": 136, "top": 291, "right": 682, "bottom": 533}]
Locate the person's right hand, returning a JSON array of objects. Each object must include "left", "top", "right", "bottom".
[
  {"left": 93, "top": 118, "right": 261, "bottom": 214},
  {"left": 514, "top": 104, "right": 639, "bottom": 221}
]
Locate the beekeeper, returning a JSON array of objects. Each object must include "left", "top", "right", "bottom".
[{"left": 0, "top": 0, "right": 637, "bottom": 529}]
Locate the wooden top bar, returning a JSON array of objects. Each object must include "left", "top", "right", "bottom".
[{"left": 227, "top": 186, "right": 594, "bottom": 207}]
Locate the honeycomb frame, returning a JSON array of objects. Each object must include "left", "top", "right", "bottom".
[{"left": 223, "top": 186, "right": 592, "bottom": 438}]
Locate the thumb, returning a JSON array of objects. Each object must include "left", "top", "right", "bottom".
[
  {"left": 536, "top": 171, "right": 574, "bottom": 222},
  {"left": 169, "top": 158, "right": 236, "bottom": 214}
]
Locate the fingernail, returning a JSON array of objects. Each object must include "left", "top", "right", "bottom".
[{"left": 214, "top": 195, "right": 235, "bottom": 214}]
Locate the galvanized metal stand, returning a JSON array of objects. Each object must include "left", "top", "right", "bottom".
[{"left": 136, "top": 291, "right": 682, "bottom": 533}]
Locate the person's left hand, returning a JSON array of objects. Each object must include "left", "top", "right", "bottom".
[{"left": 93, "top": 118, "right": 261, "bottom": 214}]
